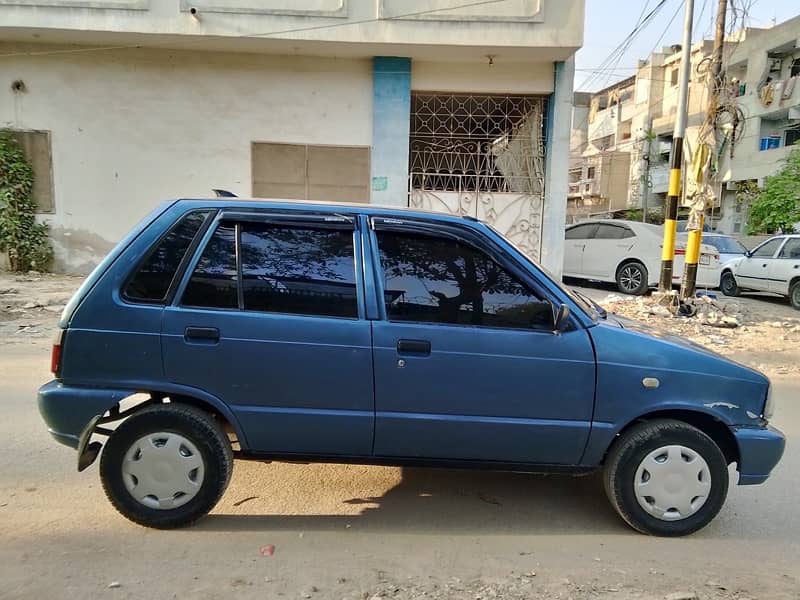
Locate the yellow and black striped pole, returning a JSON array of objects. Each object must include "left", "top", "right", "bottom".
[
  {"left": 658, "top": 0, "right": 694, "bottom": 293},
  {"left": 680, "top": 213, "right": 704, "bottom": 297},
  {"left": 659, "top": 145, "right": 683, "bottom": 291}
]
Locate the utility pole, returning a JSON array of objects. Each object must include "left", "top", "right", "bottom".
[
  {"left": 658, "top": 0, "right": 694, "bottom": 292},
  {"left": 641, "top": 117, "right": 653, "bottom": 223},
  {"left": 681, "top": 0, "right": 728, "bottom": 298}
]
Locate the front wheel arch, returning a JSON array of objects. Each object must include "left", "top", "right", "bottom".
[{"left": 606, "top": 409, "right": 739, "bottom": 466}]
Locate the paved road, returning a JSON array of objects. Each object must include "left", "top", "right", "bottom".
[{"left": 1, "top": 341, "right": 797, "bottom": 599}]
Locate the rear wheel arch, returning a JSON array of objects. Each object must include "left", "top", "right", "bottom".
[
  {"left": 607, "top": 409, "right": 739, "bottom": 466},
  {"left": 93, "top": 390, "right": 244, "bottom": 449}
]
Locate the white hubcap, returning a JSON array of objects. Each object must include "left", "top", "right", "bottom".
[
  {"left": 122, "top": 432, "right": 205, "bottom": 510},
  {"left": 634, "top": 445, "right": 711, "bottom": 521}
]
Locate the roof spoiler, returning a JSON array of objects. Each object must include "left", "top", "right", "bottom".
[{"left": 212, "top": 189, "right": 238, "bottom": 198}]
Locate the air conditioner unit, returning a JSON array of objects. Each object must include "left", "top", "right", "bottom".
[
  {"left": 725, "top": 181, "right": 738, "bottom": 191},
  {"left": 769, "top": 58, "right": 783, "bottom": 72},
  {"left": 757, "top": 177, "right": 767, "bottom": 189}
]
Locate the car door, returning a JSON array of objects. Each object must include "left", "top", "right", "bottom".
[
  {"left": 162, "top": 212, "right": 374, "bottom": 456},
  {"left": 369, "top": 219, "right": 596, "bottom": 465},
  {"left": 563, "top": 223, "right": 598, "bottom": 277},
  {"left": 582, "top": 223, "right": 637, "bottom": 279},
  {"left": 771, "top": 238, "right": 800, "bottom": 294},
  {"left": 736, "top": 237, "right": 784, "bottom": 291}
]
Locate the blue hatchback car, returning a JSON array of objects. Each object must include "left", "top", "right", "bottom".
[{"left": 39, "top": 199, "right": 784, "bottom": 536}]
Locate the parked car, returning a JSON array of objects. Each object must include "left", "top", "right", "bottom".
[
  {"left": 564, "top": 220, "right": 721, "bottom": 295},
  {"left": 676, "top": 220, "right": 712, "bottom": 233},
  {"left": 679, "top": 232, "right": 748, "bottom": 266},
  {"left": 720, "top": 234, "right": 800, "bottom": 310},
  {"left": 39, "top": 199, "right": 784, "bottom": 536}
]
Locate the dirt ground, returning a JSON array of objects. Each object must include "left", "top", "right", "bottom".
[{"left": 1, "top": 273, "right": 799, "bottom": 599}]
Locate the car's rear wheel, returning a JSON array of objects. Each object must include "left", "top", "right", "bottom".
[
  {"left": 604, "top": 419, "right": 729, "bottom": 536},
  {"left": 615, "top": 261, "right": 648, "bottom": 295},
  {"left": 790, "top": 280, "right": 800, "bottom": 310},
  {"left": 720, "top": 271, "right": 740, "bottom": 297},
  {"left": 100, "top": 404, "right": 233, "bottom": 529}
]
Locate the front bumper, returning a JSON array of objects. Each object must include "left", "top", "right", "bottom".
[
  {"left": 733, "top": 424, "right": 786, "bottom": 485},
  {"left": 38, "top": 380, "right": 132, "bottom": 449}
]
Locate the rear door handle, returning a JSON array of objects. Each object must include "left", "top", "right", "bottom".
[
  {"left": 184, "top": 327, "right": 220, "bottom": 343},
  {"left": 397, "top": 339, "right": 431, "bottom": 355}
]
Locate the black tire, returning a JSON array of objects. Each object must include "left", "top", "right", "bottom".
[
  {"left": 790, "top": 280, "right": 800, "bottom": 311},
  {"left": 720, "top": 271, "right": 740, "bottom": 297},
  {"left": 603, "top": 419, "right": 729, "bottom": 537},
  {"left": 615, "top": 261, "right": 649, "bottom": 295},
  {"left": 100, "top": 403, "right": 233, "bottom": 529}
]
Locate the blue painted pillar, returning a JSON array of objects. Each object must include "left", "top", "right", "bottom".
[
  {"left": 371, "top": 57, "right": 412, "bottom": 206},
  {"left": 541, "top": 57, "right": 575, "bottom": 279}
]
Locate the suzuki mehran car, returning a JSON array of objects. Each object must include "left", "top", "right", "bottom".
[{"left": 39, "top": 199, "right": 785, "bottom": 536}]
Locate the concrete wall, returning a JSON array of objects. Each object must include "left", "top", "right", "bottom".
[{"left": 0, "top": 44, "right": 373, "bottom": 272}]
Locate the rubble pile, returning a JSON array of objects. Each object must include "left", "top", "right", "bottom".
[{"left": 600, "top": 292, "right": 800, "bottom": 376}]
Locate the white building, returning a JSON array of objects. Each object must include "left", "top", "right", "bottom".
[
  {"left": 569, "top": 42, "right": 714, "bottom": 223},
  {"left": 0, "top": 0, "right": 584, "bottom": 276}
]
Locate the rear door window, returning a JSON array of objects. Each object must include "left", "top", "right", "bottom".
[
  {"left": 123, "top": 210, "right": 211, "bottom": 303},
  {"left": 181, "top": 223, "right": 239, "bottom": 309},
  {"left": 594, "top": 224, "right": 630, "bottom": 240},
  {"left": 240, "top": 223, "right": 358, "bottom": 318}
]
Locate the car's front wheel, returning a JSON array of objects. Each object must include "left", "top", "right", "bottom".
[
  {"left": 720, "top": 271, "right": 740, "bottom": 297},
  {"left": 604, "top": 419, "right": 729, "bottom": 536},
  {"left": 100, "top": 404, "right": 233, "bottom": 529}
]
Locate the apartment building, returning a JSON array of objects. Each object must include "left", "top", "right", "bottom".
[{"left": 716, "top": 15, "right": 800, "bottom": 234}]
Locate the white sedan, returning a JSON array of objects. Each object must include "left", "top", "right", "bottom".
[
  {"left": 564, "top": 219, "right": 721, "bottom": 295},
  {"left": 720, "top": 234, "right": 800, "bottom": 310}
]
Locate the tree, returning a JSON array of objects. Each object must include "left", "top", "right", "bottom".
[
  {"left": 748, "top": 145, "right": 800, "bottom": 234},
  {"left": 0, "top": 132, "right": 53, "bottom": 271}
]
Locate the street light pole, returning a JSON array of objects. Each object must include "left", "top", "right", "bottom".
[{"left": 658, "top": 0, "right": 695, "bottom": 292}]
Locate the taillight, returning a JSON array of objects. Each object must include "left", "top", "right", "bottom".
[{"left": 51, "top": 329, "right": 65, "bottom": 376}]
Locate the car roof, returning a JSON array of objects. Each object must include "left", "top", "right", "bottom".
[{"left": 171, "top": 197, "right": 477, "bottom": 225}]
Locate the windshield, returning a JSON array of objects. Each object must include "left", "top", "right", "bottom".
[
  {"left": 704, "top": 236, "right": 748, "bottom": 254},
  {"left": 485, "top": 224, "right": 598, "bottom": 318}
]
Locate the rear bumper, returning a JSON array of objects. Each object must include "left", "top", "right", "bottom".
[
  {"left": 733, "top": 424, "right": 786, "bottom": 485},
  {"left": 38, "top": 380, "right": 132, "bottom": 449}
]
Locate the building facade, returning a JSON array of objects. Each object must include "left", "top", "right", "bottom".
[
  {"left": 717, "top": 15, "right": 800, "bottom": 234},
  {"left": 570, "top": 15, "right": 800, "bottom": 235},
  {"left": 0, "top": 0, "right": 584, "bottom": 276},
  {"left": 569, "top": 42, "right": 714, "bottom": 223}
]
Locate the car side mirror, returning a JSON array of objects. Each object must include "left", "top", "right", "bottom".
[
  {"left": 553, "top": 303, "right": 570, "bottom": 333},
  {"left": 744, "top": 250, "right": 752, "bottom": 258}
]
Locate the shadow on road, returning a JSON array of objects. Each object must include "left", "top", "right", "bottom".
[{"left": 192, "top": 467, "right": 630, "bottom": 536}]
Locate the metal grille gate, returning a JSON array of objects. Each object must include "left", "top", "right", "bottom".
[{"left": 409, "top": 93, "right": 548, "bottom": 259}]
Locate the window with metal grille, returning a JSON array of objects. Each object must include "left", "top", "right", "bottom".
[{"left": 408, "top": 94, "right": 547, "bottom": 195}]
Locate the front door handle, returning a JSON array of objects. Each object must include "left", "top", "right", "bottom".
[
  {"left": 397, "top": 339, "right": 431, "bottom": 355},
  {"left": 762, "top": 264, "right": 768, "bottom": 268},
  {"left": 184, "top": 326, "right": 220, "bottom": 343}
]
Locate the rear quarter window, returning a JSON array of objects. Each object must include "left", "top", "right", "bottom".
[{"left": 123, "top": 210, "right": 211, "bottom": 303}]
